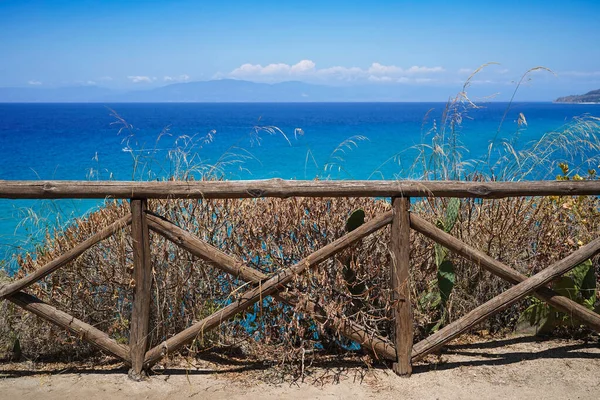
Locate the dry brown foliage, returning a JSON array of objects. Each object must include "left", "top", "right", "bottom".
[{"left": 2, "top": 191, "right": 598, "bottom": 366}]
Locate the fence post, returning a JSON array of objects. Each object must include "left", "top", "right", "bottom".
[
  {"left": 390, "top": 196, "right": 413, "bottom": 376},
  {"left": 129, "top": 198, "right": 152, "bottom": 380}
]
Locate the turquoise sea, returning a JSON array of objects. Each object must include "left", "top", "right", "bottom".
[{"left": 1, "top": 102, "right": 599, "bottom": 262}]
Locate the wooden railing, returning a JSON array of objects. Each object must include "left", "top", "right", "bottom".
[{"left": 1, "top": 179, "right": 600, "bottom": 380}]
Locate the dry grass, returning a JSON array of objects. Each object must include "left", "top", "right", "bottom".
[
  {"left": 2, "top": 64, "right": 600, "bottom": 374},
  {"left": 2, "top": 191, "right": 598, "bottom": 371}
]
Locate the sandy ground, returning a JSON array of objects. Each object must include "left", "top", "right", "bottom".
[{"left": 1, "top": 335, "right": 600, "bottom": 400}]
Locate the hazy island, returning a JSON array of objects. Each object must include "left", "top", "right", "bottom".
[{"left": 555, "top": 89, "right": 600, "bottom": 103}]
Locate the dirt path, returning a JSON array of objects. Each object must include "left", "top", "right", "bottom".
[{"left": 1, "top": 336, "right": 600, "bottom": 400}]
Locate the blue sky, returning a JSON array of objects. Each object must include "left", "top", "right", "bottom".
[{"left": 1, "top": 0, "right": 599, "bottom": 100}]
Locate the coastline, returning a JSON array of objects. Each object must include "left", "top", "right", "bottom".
[{"left": 553, "top": 101, "right": 600, "bottom": 105}]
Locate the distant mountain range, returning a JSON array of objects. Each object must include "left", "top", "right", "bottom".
[
  {"left": 0, "top": 79, "right": 450, "bottom": 103},
  {"left": 555, "top": 89, "right": 600, "bottom": 103}
]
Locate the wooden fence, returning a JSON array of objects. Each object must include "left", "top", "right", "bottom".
[{"left": 1, "top": 179, "right": 600, "bottom": 380}]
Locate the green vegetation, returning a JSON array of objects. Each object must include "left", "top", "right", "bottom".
[
  {"left": 418, "top": 198, "right": 460, "bottom": 333},
  {"left": 1, "top": 66, "right": 600, "bottom": 372},
  {"left": 556, "top": 89, "right": 600, "bottom": 104}
]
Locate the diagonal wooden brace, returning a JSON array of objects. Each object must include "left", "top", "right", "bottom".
[
  {"left": 145, "top": 212, "right": 397, "bottom": 362},
  {"left": 143, "top": 210, "right": 393, "bottom": 368},
  {"left": 0, "top": 214, "right": 132, "bottom": 299},
  {"left": 8, "top": 291, "right": 131, "bottom": 363},
  {"left": 410, "top": 213, "right": 600, "bottom": 333},
  {"left": 411, "top": 233, "right": 600, "bottom": 362}
]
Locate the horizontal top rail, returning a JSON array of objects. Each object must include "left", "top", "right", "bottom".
[{"left": 1, "top": 179, "right": 600, "bottom": 200}]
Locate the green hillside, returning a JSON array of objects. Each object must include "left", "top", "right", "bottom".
[{"left": 555, "top": 89, "right": 600, "bottom": 103}]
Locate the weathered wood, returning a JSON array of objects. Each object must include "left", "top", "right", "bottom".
[
  {"left": 279, "top": 292, "right": 397, "bottom": 361},
  {"left": 8, "top": 291, "right": 130, "bottom": 362},
  {"left": 1, "top": 179, "right": 600, "bottom": 199},
  {"left": 411, "top": 236, "right": 600, "bottom": 362},
  {"left": 129, "top": 199, "right": 153, "bottom": 380},
  {"left": 145, "top": 212, "right": 397, "bottom": 361},
  {"left": 143, "top": 210, "right": 393, "bottom": 367},
  {"left": 409, "top": 213, "right": 600, "bottom": 333},
  {"left": 146, "top": 213, "right": 265, "bottom": 282},
  {"left": 390, "top": 197, "right": 413, "bottom": 375},
  {"left": 0, "top": 215, "right": 132, "bottom": 299}
]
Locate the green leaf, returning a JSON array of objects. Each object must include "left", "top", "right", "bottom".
[
  {"left": 569, "top": 259, "right": 596, "bottom": 303},
  {"left": 434, "top": 243, "right": 448, "bottom": 267},
  {"left": 419, "top": 280, "right": 441, "bottom": 310},
  {"left": 517, "top": 300, "right": 554, "bottom": 334},
  {"left": 538, "top": 306, "right": 559, "bottom": 335},
  {"left": 583, "top": 296, "right": 596, "bottom": 311},
  {"left": 342, "top": 209, "right": 367, "bottom": 310},
  {"left": 437, "top": 260, "right": 455, "bottom": 308},
  {"left": 420, "top": 291, "right": 441, "bottom": 309},
  {"left": 430, "top": 318, "right": 443, "bottom": 333},
  {"left": 517, "top": 302, "right": 542, "bottom": 327},
  {"left": 444, "top": 198, "right": 460, "bottom": 232},
  {"left": 552, "top": 276, "right": 579, "bottom": 301},
  {"left": 435, "top": 219, "right": 446, "bottom": 231},
  {"left": 345, "top": 209, "right": 365, "bottom": 232}
]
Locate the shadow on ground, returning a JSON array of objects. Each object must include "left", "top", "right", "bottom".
[
  {"left": 413, "top": 335, "right": 600, "bottom": 374},
  {"left": 1, "top": 336, "right": 598, "bottom": 379}
]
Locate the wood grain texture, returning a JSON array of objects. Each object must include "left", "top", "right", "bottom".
[
  {"left": 1, "top": 179, "right": 600, "bottom": 199},
  {"left": 129, "top": 199, "right": 153, "bottom": 380},
  {"left": 409, "top": 213, "right": 600, "bottom": 333},
  {"left": 0, "top": 215, "right": 131, "bottom": 299},
  {"left": 411, "top": 235, "right": 600, "bottom": 362},
  {"left": 144, "top": 210, "right": 393, "bottom": 367},
  {"left": 146, "top": 212, "right": 397, "bottom": 361},
  {"left": 8, "top": 291, "right": 130, "bottom": 362},
  {"left": 390, "top": 197, "right": 413, "bottom": 375}
]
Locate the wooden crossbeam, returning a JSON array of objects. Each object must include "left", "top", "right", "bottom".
[
  {"left": 410, "top": 213, "right": 600, "bottom": 333},
  {"left": 411, "top": 235, "right": 600, "bottom": 362},
  {"left": 7, "top": 291, "right": 130, "bottom": 362},
  {"left": 143, "top": 210, "right": 393, "bottom": 368},
  {"left": 0, "top": 214, "right": 132, "bottom": 299},
  {"left": 2, "top": 179, "right": 600, "bottom": 199},
  {"left": 145, "top": 213, "right": 265, "bottom": 282},
  {"left": 145, "top": 212, "right": 397, "bottom": 362}
]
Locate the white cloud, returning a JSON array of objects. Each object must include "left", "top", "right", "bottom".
[
  {"left": 317, "top": 65, "right": 364, "bottom": 81},
  {"left": 86, "top": 80, "right": 97, "bottom": 85},
  {"left": 458, "top": 68, "right": 473, "bottom": 74},
  {"left": 368, "top": 63, "right": 403, "bottom": 75},
  {"left": 368, "top": 64, "right": 444, "bottom": 77},
  {"left": 368, "top": 75, "right": 394, "bottom": 82},
  {"left": 28, "top": 80, "right": 42, "bottom": 85},
  {"left": 229, "top": 60, "right": 316, "bottom": 79},
  {"left": 223, "top": 60, "right": 445, "bottom": 84},
  {"left": 164, "top": 74, "right": 191, "bottom": 82},
  {"left": 290, "top": 59, "right": 316, "bottom": 73},
  {"left": 405, "top": 66, "right": 445, "bottom": 74},
  {"left": 127, "top": 75, "right": 157, "bottom": 83}
]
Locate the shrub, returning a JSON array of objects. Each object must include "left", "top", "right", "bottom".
[
  {"left": 2, "top": 188, "right": 598, "bottom": 363},
  {"left": 2, "top": 65, "right": 600, "bottom": 365}
]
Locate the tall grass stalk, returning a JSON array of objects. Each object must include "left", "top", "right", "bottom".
[{"left": 2, "top": 67, "right": 599, "bottom": 375}]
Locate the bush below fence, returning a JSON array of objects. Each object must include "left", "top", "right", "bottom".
[{"left": 2, "top": 186, "right": 599, "bottom": 365}]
